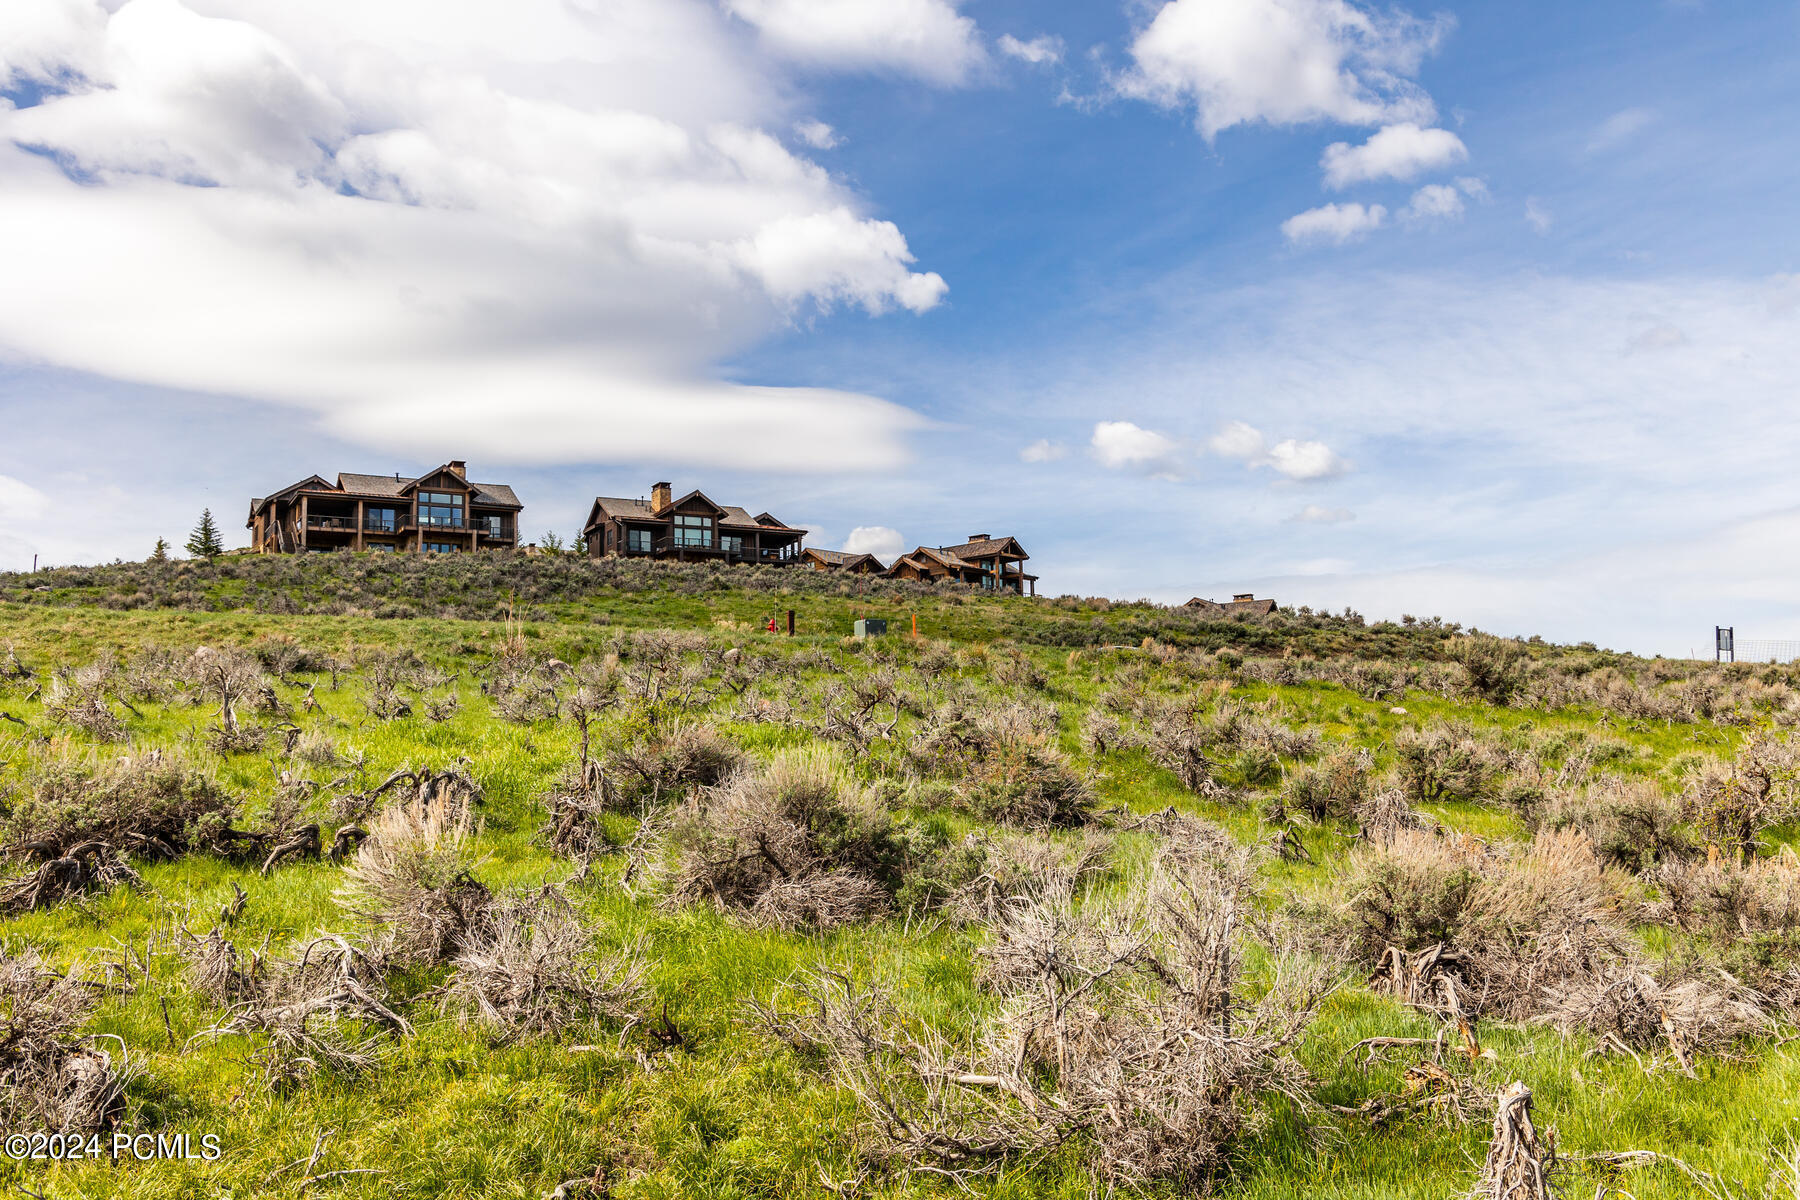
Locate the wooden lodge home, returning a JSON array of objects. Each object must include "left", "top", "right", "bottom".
[
  {"left": 888, "top": 535, "right": 1037, "bottom": 595},
  {"left": 582, "top": 482, "right": 806, "bottom": 566},
  {"left": 248, "top": 460, "right": 522, "bottom": 553},
  {"left": 1185, "top": 593, "right": 1277, "bottom": 616},
  {"left": 799, "top": 548, "right": 886, "bottom": 574}
]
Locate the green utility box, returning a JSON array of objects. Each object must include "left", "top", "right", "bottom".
[{"left": 853, "top": 619, "right": 888, "bottom": 639}]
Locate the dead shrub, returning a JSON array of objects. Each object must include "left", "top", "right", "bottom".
[
  {"left": 339, "top": 799, "right": 491, "bottom": 967},
  {"left": 0, "top": 948, "right": 132, "bottom": 1134},
  {"left": 1341, "top": 829, "right": 1634, "bottom": 1026},
  {"left": 0, "top": 843, "right": 144, "bottom": 914},
  {"left": 1649, "top": 849, "right": 1800, "bottom": 938},
  {"left": 43, "top": 659, "right": 126, "bottom": 742},
  {"left": 939, "top": 830, "right": 1114, "bottom": 924},
  {"left": 1537, "top": 779, "right": 1695, "bottom": 871},
  {"left": 668, "top": 752, "right": 911, "bottom": 931},
  {"left": 191, "top": 933, "right": 411, "bottom": 1090},
  {"left": 1352, "top": 787, "right": 1437, "bottom": 847},
  {"left": 1281, "top": 749, "right": 1374, "bottom": 823},
  {"left": 607, "top": 724, "right": 742, "bottom": 813},
  {"left": 188, "top": 648, "right": 276, "bottom": 754},
  {"left": 910, "top": 700, "right": 1096, "bottom": 827},
  {"left": 443, "top": 888, "right": 647, "bottom": 1045},
  {"left": 759, "top": 832, "right": 1326, "bottom": 1190}
]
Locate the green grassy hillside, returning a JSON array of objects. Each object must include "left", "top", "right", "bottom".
[{"left": 0, "top": 554, "right": 1795, "bottom": 1199}]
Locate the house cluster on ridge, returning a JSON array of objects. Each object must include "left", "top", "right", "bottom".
[{"left": 247, "top": 470, "right": 1038, "bottom": 594}]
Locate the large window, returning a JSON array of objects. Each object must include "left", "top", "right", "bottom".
[
  {"left": 477, "top": 513, "right": 506, "bottom": 538},
  {"left": 424, "top": 541, "right": 462, "bottom": 554},
  {"left": 673, "top": 514, "right": 713, "bottom": 548},
  {"left": 365, "top": 507, "right": 400, "bottom": 533},
  {"left": 627, "top": 528, "right": 653, "bottom": 553},
  {"left": 368, "top": 543, "right": 397, "bottom": 553},
  {"left": 418, "top": 491, "right": 465, "bottom": 529},
  {"left": 720, "top": 535, "right": 743, "bottom": 555}
]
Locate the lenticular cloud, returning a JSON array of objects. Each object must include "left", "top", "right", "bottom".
[{"left": 0, "top": 0, "right": 946, "bottom": 470}]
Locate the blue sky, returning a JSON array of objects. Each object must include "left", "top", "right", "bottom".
[{"left": 1, "top": 0, "right": 1797, "bottom": 656}]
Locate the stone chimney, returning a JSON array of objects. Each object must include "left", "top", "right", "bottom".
[
  {"left": 651, "top": 482, "right": 673, "bottom": 513},
  {"left": 968, "top": 533, "right": 990, "bottom": 542},
  {"left": 447, "top": 460, "right": 467, "bottom": 477}
]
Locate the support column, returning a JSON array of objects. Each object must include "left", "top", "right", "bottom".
[
  {"left": 355, "top": 500, "right": 365, "bottom": 551},
  {"left": 298, "top": 495, "right": 308, "bottom": 551}
]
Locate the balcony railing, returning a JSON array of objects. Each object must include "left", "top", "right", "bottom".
[{"left": 624, "top": 537, "right": 800, "bottom": 563}]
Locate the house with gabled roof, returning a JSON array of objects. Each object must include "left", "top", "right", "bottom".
[
  {"left": 885, "top": 534, "right": 1036, "bottom": 595},
  {"left": 247, "top": 460, "right": 522, "bottom": 554},
  {"left": 1185, "top": 593, "right": 1277, "bottom": 617},
  {"left": 581, "top": 481, "right": 806, "bottom": 566},
  {"left": 799, "top": 548, "right": 887, "bottom": 574}
]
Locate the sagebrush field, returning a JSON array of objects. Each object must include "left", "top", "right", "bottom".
[{"left": 1, "top": 554, "right": 1797, "bottom": 1199}]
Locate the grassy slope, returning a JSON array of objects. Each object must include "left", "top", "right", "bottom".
[{"left": 0, "top": 562, "right": 1793, "bottom": 1200}]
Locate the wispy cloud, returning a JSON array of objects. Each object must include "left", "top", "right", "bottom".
[
  {"left": 1020, "top": 438, "right": 1069, "bottom": 462},
  {"left": 998, "top": 33, "right": 1063, "bottom": 65},
  {"left": 1587, "top": 106, "right": 1655, "bottom": 152}
]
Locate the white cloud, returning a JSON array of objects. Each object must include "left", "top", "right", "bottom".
[
  {"left": 794, "top": 119, "right": 839, "bottom": 149},
  {"left": 1207, "top": 422, "right": 1348, "bottom": 479},
  {"left": 722, "top": 0, "right": 985, "bottom": 85},
  {"left": 998, "top": 34, "right": 1063, "bottom": 65},
  {"left": 1090, "top": 421, "right": 1185, "bottom": 478},
  {"left": 1020, "top": 438, "right": 1069, "bottom": 462},
  {"left": 0, "top": 0, "right": 949, "bottom": 472},
  {"left": 1525, "top": 197, "right": 1553, "bottom": 234},
  {"left": 1282, "top": 201, "right": 1385, "bottom": 244},
  {"left": 1206, "top": 420, "right": 1267, "bottom": 460},
  {"left": 1454, "top": 175, "right": 1489, "bottom": 202},
  {"left": 1588, "top": 106, "right": 1655, "bottom": 152},
  {"left": 1400, "top": 182, "right": 1464, "bottom": 224},
  {"left": 1121, "top": 0, "right": 1451, "bottom": 139},
  {"left": 1291, "top": 504, "right": 1354, "bottom": 523},
  {"left": 1265, "top": 438, "right": 1349, "bottom": 479},
  {"left": 843, "top": 525, "right": 905, "bottom": 559},
  {"left": 1320, "top": 122, "right": 1467, "bottom": 188}
]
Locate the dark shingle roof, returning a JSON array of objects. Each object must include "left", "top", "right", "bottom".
[
  {"left": 469, "top": 483, "right": 520, "bottom": 508},
  {"left": 589, "top": 496, "right": 796, "bottom": 530},
  {"left": 940, "top": 536, "right": 1026, "bottom": 560}
]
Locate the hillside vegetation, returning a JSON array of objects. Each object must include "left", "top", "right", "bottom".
[{"left": 0, "top": 553, "right": 1797, "bottom": 1200}]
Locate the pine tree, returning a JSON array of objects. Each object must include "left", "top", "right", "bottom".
[
  {"left": 571, "top": 531, "right": 587, "bottom": 556},
  {"left": 541, "top": 530, "right": 565, "bottom": 554},
  {"left": 186, "top": 509, "right": 224, "bottom": 560},
  {"left": 149, "top": 538, "right": 170, "bottom": 563}
]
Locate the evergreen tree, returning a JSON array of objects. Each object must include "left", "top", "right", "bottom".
[
  {"left": 572, "top": 530, "right": 587, "bottom": 556},
  {"left": 541, "top": 530, "right": 565, "bottom": 554},
  {"left": 149, "top": 538, "right": 170, "bottom": 563},
  {"left": 186, "top": 509, "right": 224, "bottom": 560}
]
